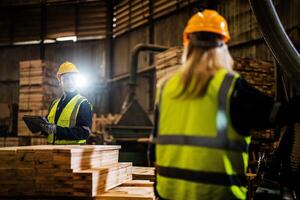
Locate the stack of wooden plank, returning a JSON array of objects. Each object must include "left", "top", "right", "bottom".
[
  {"left": 155, "top": 46, "right": 183, "bottom": 83},
  {"left": 19, "top": 60, "right": 59, "bottom": 110},
  {"left": 0, "top": 145, "right": 135, "bottom": 198},
  {"left": 132, "top": 166, "right": 155, "bottom": 182},
  {"left": 234, "top": 57, "right": 275, "bottom": 141},
  {"left": 30, "top": 136, "right": 48, "bottom": 145},
  {"left": 96, "top": 185, "right": 154, "bottom": 200},
  {"left": 0, "top": 137, "right": 19, "bottom": 147},
  {"left": 96, "top": 179, "right": 154, "bottom": 199},
  {"left": 234, "top": 57, "right": 275, "bottom": 97},
  {"left": 113, "top": 0, "right": 150, "bottom": 36},
  {"left": 92, "top": 113, "right": 121, "bottom": 133},
  {"left": 18, "top": 60, "right": 60, "bottom": 137}
]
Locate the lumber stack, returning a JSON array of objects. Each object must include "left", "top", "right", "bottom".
[
  {"left": 113, "top": 0, "right": 150, "bottom": 36},
  {"left": 18, "top": 60, "right": 60, "bottom": 137},
  {"left": 234, "top": 57, "right": 275, "bottom": 140},
  {"left": 155, "top": 46, "right": 183, "bottom": 83},
  {"left": 96, "top": 185, "right": 154, "bottom": 200},
  {"left": 0, "top": 145, "right": 134, "bottom": 198},
  {"left": 96, "top": 180, "right": 154, "bottom": 200},
  {"left": 234, "top": 57, "right": 275, "bottom": 97},
  {"left": 0, "top": 137, "right": 19, "bottom": 147},
  {"left": 30, "top": 136, "right": 48, "bottom": 145},
  {"left": 132, "top": 166, "right": 155, "bottom": 181},
  {"left": 92, "top": 113, "right": 121, "bottom": 133}
]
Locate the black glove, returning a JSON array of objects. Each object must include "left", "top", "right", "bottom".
[{"left": 40, "top": 121, "right": 57, "bottom": 135}]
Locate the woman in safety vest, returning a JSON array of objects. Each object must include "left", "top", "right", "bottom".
[{"left": 153, "top": 9, "right": 299, "bottom": 200}]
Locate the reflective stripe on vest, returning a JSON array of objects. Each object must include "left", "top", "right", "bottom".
[
  {"left": 156, "top": 74, "right": 248, "bottom": 153},
  {"left": 155, "top": 69, "right": 250, "bottom": 200},
  {"left": 156, "top": 165, "right": 247, "bottom": 187},
  {"left": 47, "top": 94, "right": 87, "bottom": 145}
]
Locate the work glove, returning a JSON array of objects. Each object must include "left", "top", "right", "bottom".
[{"left": 40, "top": 118, "right": 57, "bottom": 135}]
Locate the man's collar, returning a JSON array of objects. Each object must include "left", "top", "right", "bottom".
[{"left": 62, "top": 91, "right": 78, "bottom": 100}]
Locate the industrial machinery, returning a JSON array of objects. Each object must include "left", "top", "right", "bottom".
[
  {"left": 249, "top": 0, "right": 300, "bottom": 199},
  {"left": 107, "top": 44, "right": 169, "bottom": 166}
]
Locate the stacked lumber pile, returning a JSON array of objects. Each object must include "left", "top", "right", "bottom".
[
  {"left": 0, "top": 137, "right": 19, "bottom": 147},
  {"left": 234, "top": 57, "right": 275, "bottom": 140},
  {"left": 234, "top": 58, "right": 276, "bottom": 174},
  {"left": 155, "top": 46, "right": 183, "bottom": 83},
  {"left": 113, "top": 0, "right": 150, "bottom": 36},
  {"left": 18, "top": 60, "right": 60, "bottom": 138},
  {"left": 96, "top": 175, "right": 154, "bottom": 199},
  {"left": 132, "top": 166, "right": 155, "bottom": 181},
  {"left": 96, "top": 185, "right": 154, "bottom": 200},
  {"left": 30, "top": 136, "right": 48, "bottom": 145},
  {"left": 234, "top": 57, "right": 275, "bottom": 97},
  {"left": 92, "top": 114, "right": 121, "bottom": 133},
  {"left": 0, "top": 145, "right": 134, "bottom": 198}
]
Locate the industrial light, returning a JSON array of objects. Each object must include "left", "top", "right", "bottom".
[
  {"left": 43, "top": 39, "right": 56, "bottom": 44},
  {"left": 75, "top": 74, "right": 88, "bottom": 89},
  {"left": 13, "top": 40, "right": 41, "bottom": 45},
  {"left": 56, "top": 36, "right": 77, "bottom": 42}
]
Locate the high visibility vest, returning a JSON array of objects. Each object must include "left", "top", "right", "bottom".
[
  {"left": 47, "top": 94, "right": 89, "bottom": 145},
  {"left": 155, "top": 69, "right": 251, "bottom": 200}
]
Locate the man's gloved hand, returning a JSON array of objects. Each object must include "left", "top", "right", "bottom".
[{"left": 40, "top": 122, "right": 57, "bottom": 135}]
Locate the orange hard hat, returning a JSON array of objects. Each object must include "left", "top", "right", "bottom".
[
  {"left": 57, "top": 61, "right": 80, "bottom": 79},
  {"left": 183, "top": 9, "right": 230, "bottom": 47}
]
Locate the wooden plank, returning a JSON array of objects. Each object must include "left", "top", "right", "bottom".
[
  {"left": 74, "top": 163, "right": 132, "bottom": 196},
  {"left": 132, "top": 167, "right": 155, "bottom": 181},
  {"left": 95, "top": 186, "right": 155, "bottom": 200},
  {"left": 121, "top": 180, "right": 154, "bottom": 187},
  {"left": 0, "top": 145, "right": 124, "bottom": 197}
]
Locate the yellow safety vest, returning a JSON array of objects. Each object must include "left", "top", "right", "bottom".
[
  {"left": 47, "top": 94, "right": 89, "bottom": 145},
  {"left": 155, "top": 69, "right": 251, "bottom": 200}
]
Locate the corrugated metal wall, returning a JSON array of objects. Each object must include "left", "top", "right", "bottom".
[{"left": 0, "top": 1, "right": 108, "bottom": 45}]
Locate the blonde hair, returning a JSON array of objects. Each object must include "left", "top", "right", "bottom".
[{"left": 177, "top": 33, "right": 234, "bottom": 98}]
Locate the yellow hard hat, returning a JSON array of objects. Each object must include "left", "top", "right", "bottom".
[
  {"left": 57, "top": 61, "right": 80, "bottom": 79},
  {"left": 183, "top": 9, "right": 230, "bottom": 47}
]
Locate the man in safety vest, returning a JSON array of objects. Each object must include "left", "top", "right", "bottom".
[
  {"left": 40, "top": 61, "right": 92, "bottom": 145},
  {"left": 152, "top": 9, "right": 296, "bottom": 200}
]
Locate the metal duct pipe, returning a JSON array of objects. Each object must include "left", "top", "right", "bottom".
[
  {"left": 249, "top": 0, "right": 300, "bottom": 87},
  {"left": 128, "top": 43, "right": 169, "bottom": 101}
]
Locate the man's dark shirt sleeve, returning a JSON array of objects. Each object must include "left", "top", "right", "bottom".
[{"left": 55, "top": 101, "right": 92, "bottom": 140}]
